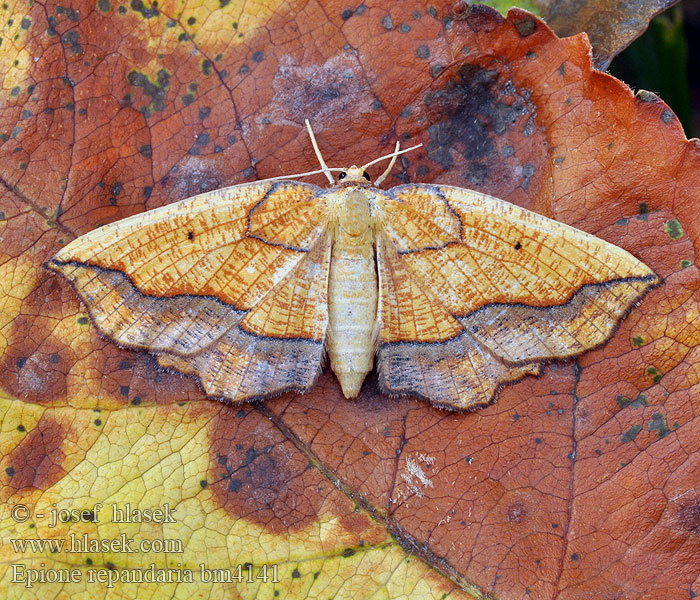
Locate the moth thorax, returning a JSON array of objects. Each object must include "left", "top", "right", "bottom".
[{"left": 338, "top": 189, "right": 372, "bottom": 237}]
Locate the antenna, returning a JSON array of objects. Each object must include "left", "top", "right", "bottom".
[
  {"left": 367, "top": 142, "right": 423, "bottom": 185},
  {"left": 253, "top": 122, "right": 423, "bottom": 186},
  {"left": 305, "top": 119, "right": 334, "bottom": 185}
]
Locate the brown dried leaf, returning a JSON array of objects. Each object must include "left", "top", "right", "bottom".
[{"left": 1, "top": 2, "right": 699, "bottom": 599}]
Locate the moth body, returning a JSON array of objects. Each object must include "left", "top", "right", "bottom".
[{"left": 327, "top": 177, "right": 377, "bottom": 398}]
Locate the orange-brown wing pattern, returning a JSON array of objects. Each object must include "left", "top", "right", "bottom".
[
  {"left": 374, "top": 184, "right": 660, "bottom": 411},
  {"left": 47, "top": 181, "right": 332, "bottom": 401}
]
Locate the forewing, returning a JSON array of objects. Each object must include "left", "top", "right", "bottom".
[
  {"left": 47, "top": 181, "right": 332, "bottom": 401},
  {"left": 374, "top": 184, "right": 660, "bottom": 410}
]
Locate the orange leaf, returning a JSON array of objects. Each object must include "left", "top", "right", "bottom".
[{"left": 1, "top": 2, "right": 699, "bottom": 599}]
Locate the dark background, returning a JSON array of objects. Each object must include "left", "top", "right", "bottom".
[{"left": 610, "top": 0, "right": 700, "bottom": 137}]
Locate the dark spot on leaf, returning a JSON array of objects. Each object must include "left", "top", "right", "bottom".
[
  {"left": 61, "top": 30, "right": 82, "bottom": 54},
  {"left": 143, "top": 186, "right": 152, "bottom": 199},
  {"left": 514, "top": 241, "right": 522, "bottom": 250},
  {"left": 119, "top": 385, "right": 129, "bottom": 396},
  {"left": 399, "top": 23, "right": 411, "bottom": 32},
  {"left": 187, "top": 231, "right": 194, "bottom": 240},
  {"left": 661, "top": 109, "right": 673, "bottom": 123},
  {"left": 382, "top": 14, "right": 393, "bottom": 30},
  {"left": 616, "top": 395, "right": 631, "bottom": 408},
  {"left": 416, "top": 44, "right": 429, "bottom": 59},
  {"left": 187, "top": 16, "right": 196, "bottom": 25},
  {"left": 621, "top": 424, "right": 642, "bottom": 443},
  {"left": 98, "top": 0, "right": 110, "bottom": 12},
  {"left": 292, "top": 568, "right": 301, "bottom": 578},
  {"left": 21, "top": 17, "right": 31, "bottom": 29},
  {"left": 252, "top": 50, "right": 264, "bottom": 63},
  {"left": 198, "top": 107, "right": 211, "bottom": 120},
  {"left": 131, "top": 396, "right": 142, "bottom": 405},
  {"left": 680, "top": 259, "right": 692, "bottom": 269},
  {"left": 570, "top": 553, "right": 579, "bottom": 561},
  {"left": 131, "top": 0, "right": 158, "bottom": 18},
  {"left": 678, "top": 499, "right": 700, "bottom": 534},
  {"left": 616, "top": 217, "right": 628, "bottom": 226},
  {"left": 182, "top": 93, "right": 194, "bottom": 106},
  {"left": 424, "top": 63, "right": 534, "bottom": 179},
  {"left": 521, "top": 163, "right": 535, "bottom": 190},
  {"left": 648, "top": 412, "right": 670, "bottom": 438},
  {"left": 202, "top": 59, "right": 212, "bottom": 75},
  {"left": 127, "top": 69, "right": 170, "bottom": 113},
  {"left": 200, "top": 479, "right": 208, "bottom": 488},
  {"left": 195, "top": 132, "right": 210, "bottom": 146},
  {"left": 77, "top": 316, "right": 88, "bottom": 325},
  {"left": 514, "top": 17, "right": 536, "bottom": 37},
  {"left": 664, "top": 219, "right": 683, "bottom": 240},
  {"left": 342, "top": 548, "right": 355, "bottom": 557},
  {"left": 637, "top": 89, "right": 659, "bottom": 103},
  {"left": 139, "top": 144, "right": 152, "bottom": 157},
  {"left": 341, "top": 8, "right": 352, "bottom": 20},
  {"left": 94, "top": 419, "right": 102, "bottom": 426},
  {"left": 6, "top": 466, "right": 15, "bottom": 476},
  {"left": 631, "top": 336, "right": 644, "bottom": 347}
]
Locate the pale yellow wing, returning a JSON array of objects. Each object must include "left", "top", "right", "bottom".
[
  {"left": 374, "top": 184, "right": 660, "bottom": 411},
  {"left": 47, "top": 181, "right": 332, "bottom": 401}
]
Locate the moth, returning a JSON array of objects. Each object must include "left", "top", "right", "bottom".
[{"left": 47, "top": 121, "right": 659, "bottom": 411}]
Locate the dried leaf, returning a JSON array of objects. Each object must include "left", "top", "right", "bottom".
[
  {"left": 536, "top": 0, "right": 682, "bottom": 69},
  {"left": 1, "top": 2, "right": 699, "bottom": 599},
  {"left": 478, "top": 0, "right": 682, "bottom": 69}
]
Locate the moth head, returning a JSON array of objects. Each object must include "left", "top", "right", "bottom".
[{"left": 337, "top": 166, "right": 372, "bottom": 183}]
